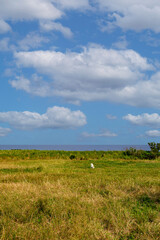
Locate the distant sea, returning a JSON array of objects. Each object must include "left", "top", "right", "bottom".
[{"left": 0, "top": 145, "right": 150, "bottom": 151}]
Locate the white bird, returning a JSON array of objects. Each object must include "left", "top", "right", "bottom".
[{"left": 91, "top": 163, "right": 95, "bottom": 169}]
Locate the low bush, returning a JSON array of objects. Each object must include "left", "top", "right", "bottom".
[{"left": 69, "top": 154, "right": 76, "bottom": 160}]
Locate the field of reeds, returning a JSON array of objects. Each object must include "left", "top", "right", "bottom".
[{"left": 0, "top": 150, "right": 159, "bottom": 240}]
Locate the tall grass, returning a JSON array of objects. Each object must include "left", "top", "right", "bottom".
[{"left": 0, "top": 150, "right": 159, "bottom": 239}]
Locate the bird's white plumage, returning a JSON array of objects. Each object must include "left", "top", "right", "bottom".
[{"left": 91, "top": 163, "right": 95, "bottom": 168}]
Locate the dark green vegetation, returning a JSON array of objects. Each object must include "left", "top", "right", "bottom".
[
  {"left": 0, "top": 149, "right": 159, "bottom": 239},
  {"left": 0, "top": 144, "right": 159, "bottom": 162},
  {"left": 148, "top": 142, "right": 160, "bottom": 159}
]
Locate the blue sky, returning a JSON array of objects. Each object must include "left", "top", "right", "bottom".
[{"left": 1, "top": 0, "right": 160, "bottom": 145}]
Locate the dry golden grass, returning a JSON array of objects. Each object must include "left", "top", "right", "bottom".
[{"left": 0, "top": 155, "right": 159, "bottom": 239}]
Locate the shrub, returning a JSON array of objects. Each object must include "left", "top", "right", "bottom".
[
  {"left": 148, "top": 142, "right": 160, "bottom": 159},
  {"left": 123, "top": 148, "right": 137, "bottom": 159},
  {"left": 123, "top": 147, "right": 156, "bottom": 160},
  {"left": 69, "top": 154, "right": 76, "bottom": 160}
]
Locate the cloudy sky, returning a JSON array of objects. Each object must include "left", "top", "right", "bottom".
[{"left": 1, "top": 0, "right": 160, "bottom": 145}]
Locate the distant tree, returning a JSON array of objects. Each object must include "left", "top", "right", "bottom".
[
  {"left": 69, "top": 154, "right": 76, "bottom": 160},
  {"left": 148, "top": 142, "right": 160, "bottom": 158}
]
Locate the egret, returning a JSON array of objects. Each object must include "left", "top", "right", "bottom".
[{"left": 91, "top": 163, "right": 95, "bottom": 169}]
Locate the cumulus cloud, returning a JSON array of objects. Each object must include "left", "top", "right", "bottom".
[
  {"left": 0, "top": 38, "right": 10, "bottom": 51},
  {"left": 40, "top": 21, "right": 73, "bottom": 38},
  {"left": 0, "top": 127, "right": 11, "bottom": 137},
  {"left": 11, "top": 45, "right": 159, "bottom": 107},
  {"left": 0, "top": 19, "right": 11, "bottom": 33},
  {"left": 17, "top": 32, "right": 49, "bottom": 51},
  {"left": 1, "top": 0, "right": 160, "bottom": 34},
  {"left": 0, "top": 0, "right": 63, "bottom": 34},
  {"left": 0, "top": 0, "right": 90, "bottom": 33},
  {"left": 95, "top": 0, "right": 160, "bottom": 32},
  {"left": 82, "top": 129, "right": 117, "bottom": 138},
  {"left": 52, "top": 0, "right": 90, "bottom": 10},
  {"left": 0, "top": 0, "right": 62, "bottom": 21},
  {"left": 106, "top": 71, "right": 160, "bottom": 108},
  {"left": 123, "top": 113, "right": 160, "bottom": 128},
  {"left": 10, "top": 74, "right": 53, "bottom": 97},
  {"left": 0, "top": 106, "right": 87, "bottom": 130},
  {"left": 112, "top": 36, "right": 128, "bottom": 49},
  {"left": 145, "top": 130, "right": 160, "bottom": 137},
  {"left": 0, "top": 33, "right": 49, "bottom": 52}
]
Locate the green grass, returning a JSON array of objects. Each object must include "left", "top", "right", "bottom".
[{"left": 0, "top": 150, "right": 159, "bottom": 239}]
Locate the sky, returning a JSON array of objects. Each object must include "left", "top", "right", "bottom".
[{"left": 1, "top": 0, "right": 160, "bottom": 145}]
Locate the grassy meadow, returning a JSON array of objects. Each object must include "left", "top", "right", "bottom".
[{"left": 0, "top": 150, "right": 159, "bottom": 240}]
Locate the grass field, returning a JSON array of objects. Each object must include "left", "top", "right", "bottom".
[{"left": 0, "top": 150, "right": 159, "bottom": 239}]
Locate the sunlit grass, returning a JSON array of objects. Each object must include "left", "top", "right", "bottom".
[{"left": 0, "top": 151, "right": 159, "bottom": 239}]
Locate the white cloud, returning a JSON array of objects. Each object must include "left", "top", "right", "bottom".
[
  {"left": 0, "top": 19, "right": 11, "bottom": 33},
  {"left": 10, "top": 74, "right": 53, "bottom": 97},
  {"left": 0, "top": 33, "right": 49, "bottom": 52},
  {"left": 1, "top": 0, "right": 160, "bottom": 34},
  {"left": 0, "top": 0, "right": 63, "bottom": 34},
  {"left": 0, "top": 38, "right": 10, "bottom": 51},
  {"left": 123, "top": 113, "right": 160, "bottom": 128},
  {"left": 0, "top": 0, "right": 62, "bottom": 21},
  {"left": 17, "top": 32, "right": 49, "bottom": 51},
  {"left": 15, "top": 46, "right": 148, "bottom": 86},
  {"left": 52, "top": 0, "right": 90, "bottom": 10},
  {"left": 145, "top": 130, "right": 160, "bottom": 137},
  {"left": 95, "top": 0, "right": 160, "bottom": 32},
  {"left": 0, "top": 106, "right": 87, "bottom": 130},
  {"left": 40, "top": 21, "right": 73, "bottom": 38},
  {"left": 11, "top": 45, "right": 157, "bottom": 107},
  {"left": 82, "top": 129, "right": 117, "bottom": 138},
  {"left": 112, "top": 36, "right": 128, "bottom": 49},
  {"left": 0, "top": 0, "right": 90, "bottom": 34},
  {"left": 0, "top": 127, "right": 11, "bottom": 137}
]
